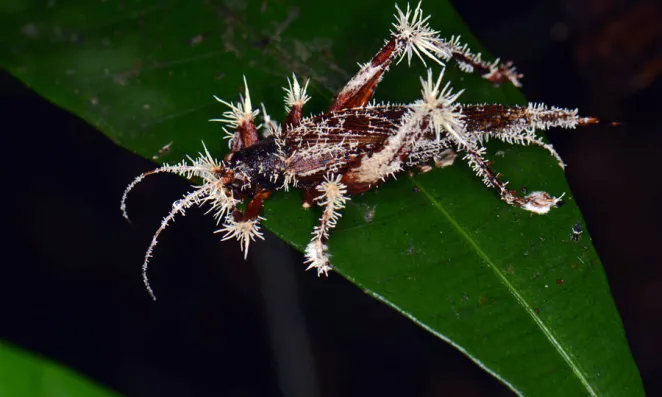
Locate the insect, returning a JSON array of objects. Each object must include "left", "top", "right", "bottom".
[
  {"left": 571, "top": 222, "right": 584, "bottom": 242},
  {"left": 122, "top": 2, "right": 600, "bottom": 299}
]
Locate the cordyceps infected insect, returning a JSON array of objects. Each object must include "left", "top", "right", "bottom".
[{"left": 122, "top": 2, "right": 602, "bottom": 299}]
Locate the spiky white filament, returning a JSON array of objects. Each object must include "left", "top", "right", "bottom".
[
  {"left": 210, "top": 76, "right": 259, "bottom": 129},
  {"left": 467, "top": 102, "right": 584, "bottom": 168},
  {"left": 304, "top": 174, "right": 349, "bottom": 276},
  {"left": 443, "top": 35, "right": 522, "bottom": 87},
  {"left": 444, "top": 35, "right": 483, "bottom": 74},
  {"left": 482, "top": 58, "right": 522, "bottom": 87},
  {"left": 260, "top": 102, "right": 280, "bottom": 138},
  {"left": 217, "top": 215, "right": 265, "bottom": 259},
  {"left": 414, "top": 68, "right": 466, "bottom": 146},
  {"left": 121, "top": 143, "right": 233, "bottom": 222},
  {"left": 283, "top": 74, "right": 311, "bottom": 113},
  {"left": 305, "top": 240, "right": 331, "bottom": 276},
  {"left": 464, "top": 149, "right": 565, "bottom": 214},
  {"left": 520, "top": 136, "right": 566, "bottom": 169},
  {"left": 408, "top": 138, "right": 457, "bottom": 167},
  {"left": 463, "top": 148, "right": 496, "bottom": 189},
  {"left": 392, "top": 1, "right": 450, "bottom": 66},
  {"left": 312, "top": 174, "right": 349, "bottom": 239},
  {"left": 122, "top": 143, "right": 241, "bottom": 299},
  {"left": 526, "top": 102, "right": 581, "bottom": 130},
  {"left": 200, "top": 183, "right": 240, "bottom": 224},
  {"left": 143, "top": 188, "right": 207, "bottom": 300},
  {"left": 121, "top": 168, "right": 174, "bottom": 222},
  {"left": 221, "top": 127, "right": 238, "bottom": 149},
  {"left": 348, "top": 108, "right": 423, "bottom": 184}
]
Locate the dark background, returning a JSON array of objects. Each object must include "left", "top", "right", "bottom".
[{"left": 1, "top": 0, "right": 660, "bottom": 396}]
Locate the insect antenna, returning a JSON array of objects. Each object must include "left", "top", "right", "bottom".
[
  {"left": 120, "top": 160, "right": 221, "bottom": 222},
  {"left": 121, "top": 167, "right": 177, "bottom": 222},
  {"left": 142, "top": 188, "right": 206, "bottom": 300}
]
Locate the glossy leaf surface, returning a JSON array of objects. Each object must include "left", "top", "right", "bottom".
[
  {"left": 0, "top": 1, "right": 643, "bottom": 395},
  {"left": 0, "top": 341, "right": 117, "bottom": 397}
]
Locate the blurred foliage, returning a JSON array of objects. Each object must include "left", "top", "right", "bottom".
[{"left": 0, "top": 341, "right": 117, "bottom": 397}]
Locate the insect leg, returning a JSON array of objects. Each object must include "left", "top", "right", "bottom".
[
  {"left": 329, "top": 3, "right": 442, "bottom": 111},
  {"left": 463, "top": 148, "right": 564, "bottom": 214},
  {"left": 442, "top": 36, "right": 522, "bottom": 87},
  {"left": 304, "top": 175, "right": 350, "bottom": 276},
  {"left": 210, "top": 76, "right": 260, "bottom": 152},
  {"left": 244, "top": 190, "right": 272, "bottom": 221},
  {"left": 329, "top": 3, "right": 521, "bottom": 112},
  {"left": 216, "top": 190, "right": 271, "bottom": 259}
]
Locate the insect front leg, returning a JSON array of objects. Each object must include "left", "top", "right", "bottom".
[
  {"left": 210, "top": 76, "right": 261, "bottom": 153},
  {"left": 463, "top": 148, "right": 564, "bottom": 214},
  {"left": 304, "top": 175, "right": 350, "bottom": 276},
  {"left": 216, "top": 189, "right": 271, "bottom": 259}
]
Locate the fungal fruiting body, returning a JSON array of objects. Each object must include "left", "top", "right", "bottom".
[{"left": 122, "top": 2, "right": 600, "bottom": 299}]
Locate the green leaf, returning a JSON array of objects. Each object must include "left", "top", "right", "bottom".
[
  {"left": 1, "top": 1, "right": 643, "bottom": 395},
  {"left": 0, "top": 340, "right": 118, "bottom": 397}
]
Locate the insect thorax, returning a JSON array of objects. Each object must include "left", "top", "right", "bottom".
[{"left": 227, "top": 137, "right": 285, "bottom": 190}]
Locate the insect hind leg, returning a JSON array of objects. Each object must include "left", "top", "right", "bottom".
[{"left": 464, "top": 148, "right": 564, "bottom": 214}]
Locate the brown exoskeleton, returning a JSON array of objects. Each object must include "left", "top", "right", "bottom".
[{"left": 122, "top": 2, "right": 600, "bottom": 299}]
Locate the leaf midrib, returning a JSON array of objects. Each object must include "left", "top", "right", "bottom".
[{"left": 407, "top": 176, "right": 598, "bottom": 396}]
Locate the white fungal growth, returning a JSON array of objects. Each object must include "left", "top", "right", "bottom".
[
  {"left": 483, "top": 58, "right": 522, "bottom": 88},
  {"left": 305, "top": 174, "right": 349, "bottom": 276},
  {"left": 520, "top": 136, "right": 566, "bottom": 169},
  {"left": 522, "top": 191, "right": 566, "bottom": 215},
  {"left": 260, "top": 102, "right": 279, "bottom": 138},
  {"left": 526, "top": 102, "right": 582, "bottom": 130},
  {"left": 443, "top": 35, "right": 523, "bottom": 87},
  {"left": 217, "top": 215, "right": 266, "bottom": 259},
  {"left": 221, "top": 127, "right": 238, "bottom": 149},
  {"left": 210, "top": 76, "right": 259, "bottom": 129},
  {"left": 347, "top": 109, "right": 418, "bottom": 184},
  {"left": 121, "top": 143, "right": 241, "bottom": 299},
  {"left": 305, "top": 240, "right": 331, "bottom": 276},
  {"left": 121, "top": 143, "right": 235, "bottom": 221},
  {"left": 283, "top": 74, "right": 311, "bottom": 113},
  {"left": 121, "top": 168, "right": 171, "bottom": 222},
  {"left": 464, "top": 102, "right": 585, "bottom": 169},
  {"left": 200, "top": 182, "right": 240, "bottom": 224},
  {"left": 392, "top": 1, "right": 449, "bottom": 66},
  {"left": 463, "top": 147, "right": 495, "bottom": 188},
  {"left": 313, "top": 174, "right": 349, "bottom": 238},
  {"left": 414, "top": 68, "right": 466, "bottom": 146}
]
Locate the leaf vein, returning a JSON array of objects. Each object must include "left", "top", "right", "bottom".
[{"left": 408, "top": 176, "right": 598, "bottom": 396}]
